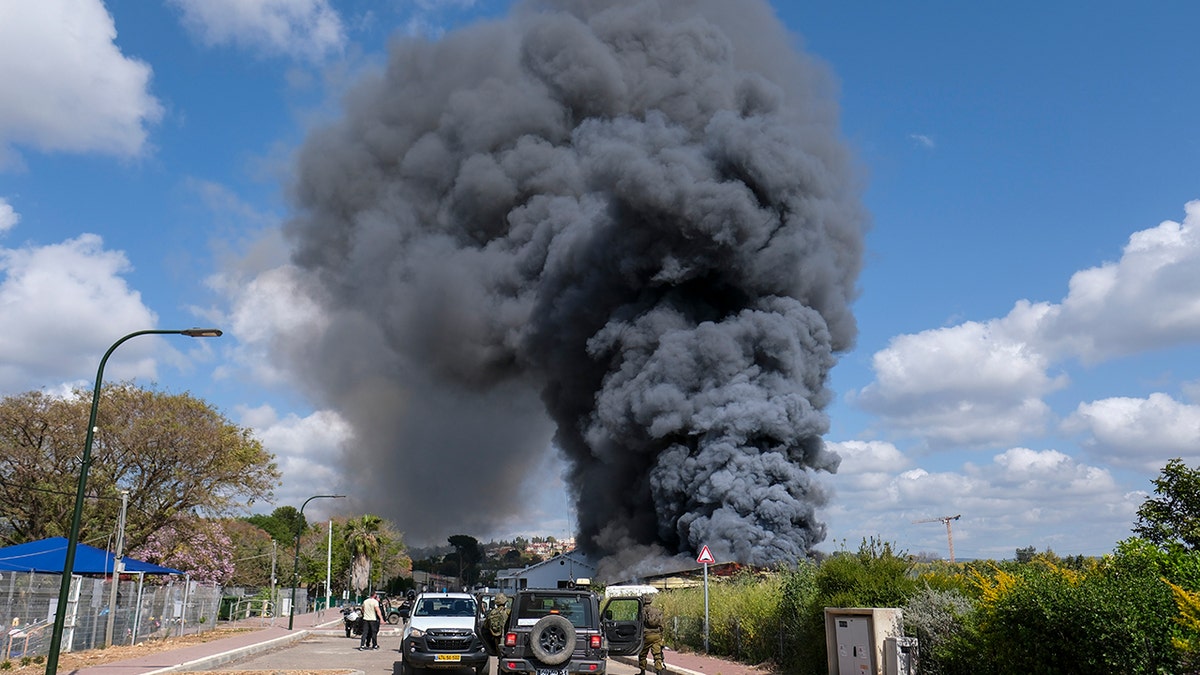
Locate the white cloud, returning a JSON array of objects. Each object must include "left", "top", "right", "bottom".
[
  {"left": 908, "top": 133, "right": 935, "bottom": 149},
  {"left": 0, "top": 234, "right": 162, "bottom": 393},
  {"left": 238, "top": 404, "right": 353, "bottom": 517},
  {"left": 0, "top": 198, "right": 18, "bottom": 233},
  {"left": 854, "top": 302, "right": 1066, "bottom": 447},
  {"left": 1063, "top": 393, "right": 1200, "bottom": 470},
  {"left": 855, "top": 200, "right": 1200, "bottom": 449},
  {"left": 0, "top": 0, "right": 162, "bottom": 163},
  {"left": 209, "top": 262, "right": 328, "bottom": 387},
  {"left": 820, "top": 443, "right": 1133, "bottom": 558},
  {"left": 1041, "top": 200, "right": 1200, "bottom": 362},
  {"left": 830, "top": 440, "right": 910, "bottom": 474},
  {"left": 168, "top": 0, "right": 345, "bottom": 61}
]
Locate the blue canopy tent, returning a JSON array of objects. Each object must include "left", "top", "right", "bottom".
[
  {"left": 0, "top": 538, "right": 186, "bottom": 654},
  {"left": 0, "top": 536, "right": 182, "bottom": 575}
]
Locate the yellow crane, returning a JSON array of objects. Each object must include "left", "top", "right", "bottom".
[{"left": 913, "top": 514, "right": 962, "bottom": 562}]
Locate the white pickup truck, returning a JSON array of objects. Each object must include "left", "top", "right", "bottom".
[{"left": 400, "top": 592, "right": 489, "bottom": 675}]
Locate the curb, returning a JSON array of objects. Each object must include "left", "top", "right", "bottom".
[{"left": 141, "top": 630, "right": 313, "bottom": 674}]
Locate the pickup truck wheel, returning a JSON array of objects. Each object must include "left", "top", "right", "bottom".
[
  {"left": 400, "top": 658, "right": 418, "bottom": 675},
  {"left": 529, "top": 615, "right": 575, "bottom": 666},
  {"left": 474, "top": 657, "right": 488, "bottom": 675}
]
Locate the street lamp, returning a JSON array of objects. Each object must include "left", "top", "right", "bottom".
[
  {"left": 289, "top": 494, "right": 345, "bottom": 630},
  {"left": 45, "top": 328, "right": 223, "bottom": 675}
]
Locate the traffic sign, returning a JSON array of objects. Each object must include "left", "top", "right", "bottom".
[{"left": 696, "top": 544, "right": 716, "bottom": 564}]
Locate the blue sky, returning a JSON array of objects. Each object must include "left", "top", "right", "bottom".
[{"left": 2, "top": 0, "right": 1199, "bottom": 560}]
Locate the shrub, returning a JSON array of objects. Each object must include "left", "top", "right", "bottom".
[
  {"left": 944, "top": 552, "right": 1187, "bottom": 674},
  {"left": 815, "top": 538, "right": 918, "bottom": 608},
  {"left": 778, "top": 560, "right": 823, "bottom": 674},
  {"left": 902, "top": 586, "right": 973, "bottom": 675}
]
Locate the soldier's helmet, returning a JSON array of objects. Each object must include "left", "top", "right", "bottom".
[
  {"left": 643, "top": 593, "right": 655, "bottom": 604},
  {"left": 495, "top": 593, "right": 508, "bottom": 606}
]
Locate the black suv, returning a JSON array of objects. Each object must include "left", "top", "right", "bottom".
[{"left": 487, "top": 588, "right": 643, "bottom": 675}]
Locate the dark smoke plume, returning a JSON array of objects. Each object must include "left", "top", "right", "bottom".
[{"left": 282, "top": 0, "right": 865, "bottom": 570}]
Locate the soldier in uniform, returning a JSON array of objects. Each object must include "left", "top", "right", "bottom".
[
  {"left": 485, "top": 592, "right": 510, "bottom": 652},
  {"left": 638, "top": 593, "right": 665, "bottom": 675}
]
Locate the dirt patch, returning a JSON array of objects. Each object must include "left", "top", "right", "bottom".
[{"left": 0, "top": 628, "right": 330, "bottom": 674}]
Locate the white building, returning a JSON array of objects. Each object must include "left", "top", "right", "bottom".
[{"left": 495, "top": 550, "right": 596, "bottom": 593}]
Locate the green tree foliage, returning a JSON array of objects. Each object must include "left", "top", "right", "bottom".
[
  {"left": 1014, "top": 545, "right": 1037, "bottom": 563},
  {"left": 775, "top": 561, "right": 822, "bottom": 673},
  {"left": 245, "top": 506, "right": 305, "bottom": 544},
  {"left": 938, "top": 544, "right": 1197, "bottom": 674},
  {"left": 0, "top": 384, "right": 279, "bottom": 548},
  {"left": 345, "top": 514, "right": 385, "bottom": 594},
  {"left": 291, "top": 516, "right": 408, "bottom": 601},
  {"left": 223, "top": 519, "right": 275, "bottom": 587},
  {"left": 448, "top": 534, "right": 483, "bottom": 586},
  {"left": 1135, "top": 458, "right": 1200, "bottom": 550},
  {"left": 814, "top": 538, "right": 917, "bottom": 608}
]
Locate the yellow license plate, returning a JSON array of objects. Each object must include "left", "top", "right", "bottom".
[{"left": 434, "top": 654, "right": 461, "bottom": 662}]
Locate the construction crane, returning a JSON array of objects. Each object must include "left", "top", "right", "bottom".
[{"left": 913, "top": 514, "right": 962, "bottom": 562}]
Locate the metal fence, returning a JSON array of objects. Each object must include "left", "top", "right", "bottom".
[{"left": 1, "top": 571, "right": 222, "bottom": 661}]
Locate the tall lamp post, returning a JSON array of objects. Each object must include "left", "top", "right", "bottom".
[
  {"left": 45, "top": 328, "right": 223, "bottom": 675},
  {"left": 290, "top": 494, "right": 345, "bottom": 630}
]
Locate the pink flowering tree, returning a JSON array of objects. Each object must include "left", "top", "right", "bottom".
[{"left": 132, "top": 517, "right": 235, "bottom": 585}]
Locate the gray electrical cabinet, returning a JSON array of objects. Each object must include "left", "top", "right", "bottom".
[
  {"left": 834, "top": 615, "right": 872, "bottom": 674},
  {"left": 824, "top": 608, "right": 906, "bottom": 675},
  {"left": 884, "top": 636, "right": 919, "bottom": 675}
]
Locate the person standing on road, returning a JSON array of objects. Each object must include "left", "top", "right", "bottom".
[
  {"left": 485, "top": 593, "right": 510, "bottom": 652},
  {"left": 638, "top": 593, "right": 665, "bottom": 675},
  {"left": 359, "top": 592, "right": 383, "bottom": 650}
]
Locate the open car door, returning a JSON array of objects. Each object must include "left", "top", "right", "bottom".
[
  {"left": 475, "top": 594, "right": 500, "bottom": 656},
  {"left": 601, "top": 596, "right": 643, "bottom": 656}
]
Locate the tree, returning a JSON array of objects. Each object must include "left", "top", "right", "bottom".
[
  {"left": 1134, "top": 458, "right": 1200, "bottom": 549},
  {"left": 245, "top": 506, "right": 305, "bottom": 543},
  {"left": 0, "top": 384, "right": 280, "bottom": 548},
  {"left": 223, "top": 519, "right": 276, "bottom": 587},
  {"left": 345, "top": 514, "right": 384, "bottom": 594},
  {"left": 448, "top": 534, "right": 483, "bottom": 586},
  {"left": 131, "top": 516, "right": 235, "bottom": 584}
]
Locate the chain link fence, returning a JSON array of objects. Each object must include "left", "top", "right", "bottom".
[{"left": 1, "top": 571, "right": 222, "bottom": 661}]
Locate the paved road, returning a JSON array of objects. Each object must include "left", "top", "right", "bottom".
[{"left": 214, "top": 627, "right": 643, "bottom": 675}]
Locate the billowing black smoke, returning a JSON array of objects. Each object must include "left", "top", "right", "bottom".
[{"left": 283, "top": 0, "right": 865, "bottom": 571}]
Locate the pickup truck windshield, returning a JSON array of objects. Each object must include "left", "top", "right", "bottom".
[{"left": 412, "top": 597, "right": 477, "bottom": 617}]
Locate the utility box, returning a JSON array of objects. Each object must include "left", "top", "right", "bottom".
[
  {"left": 824, "top": 608, "right": 905, "bottom": 675},
  {"left": 884, "top": 636, "right": 919, "bottom": 675}
]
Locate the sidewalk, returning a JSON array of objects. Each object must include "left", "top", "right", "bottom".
[
  {"left": 614, "top": 648, "right": 782, "bottom": 675},
  {"left": 68, "top": 610, "right": 337, "bottom": 675},
  {"left": 68, "top": 613, "right": 779, "bottom": 675}
]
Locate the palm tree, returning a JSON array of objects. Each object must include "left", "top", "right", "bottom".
[{"left": 344, "top": 514, "right": 384, "bottom": 595}]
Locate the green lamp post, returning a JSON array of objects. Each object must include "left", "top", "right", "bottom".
[
  {"left": 289, "top": 494, "right": 345, "bottom": 630},
  {"left": 45, "top": 328, "right": 222, "bottom": 675}
]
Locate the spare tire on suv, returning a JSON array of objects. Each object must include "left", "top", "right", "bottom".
[
  {"left": 528, "top": 614, "right": 576, "bottom": 665},
  {"left": 490, "top": 588, "right": 644, "bottom": 675}
]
